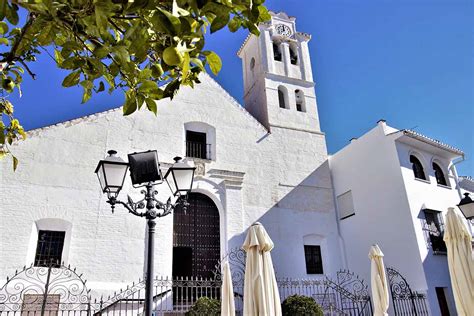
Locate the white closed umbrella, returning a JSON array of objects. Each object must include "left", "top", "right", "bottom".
[
  {"left": 242, "top": 222, "right": 281, "bottom": 316},
  {"left": 369, "top": 244, "right": 389, "bottom": 316},
  {"left": 443, "top": 207, "right": 474, "bottom": 316},
  {"left": 221, "top": 261, "right": 236, "bottom": 316}
]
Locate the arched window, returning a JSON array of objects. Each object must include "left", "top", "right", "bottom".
[
  {"left": 433, "top": 163, "right": 448, "bottom": 186},
  {"left": 273, "top": 42, "right": 282, "bottom": 61},
  {"left": 295, "top": 89, "right": 306, "bottom": 112},
  {"left": 410, "top": 155, "right": 426, "bottom": 180},
  {"left": 278, "top": 86, "right": 288, "bottom": 109},
  {"left": 290, "top": 44, "right": 298, "bottom": 65}
]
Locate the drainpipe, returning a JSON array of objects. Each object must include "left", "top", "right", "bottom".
[
  {"left": 449, "top": 155, "right": 465, "bottom": 200},
  {"left": 449, "top": 155, "right": 473, "bottom": 235}
]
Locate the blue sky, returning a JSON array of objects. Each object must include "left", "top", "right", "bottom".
[{"left": 10, "top": 0, "right": 474, "bottom": 175}]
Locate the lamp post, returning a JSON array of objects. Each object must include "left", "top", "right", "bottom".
[
  {"left": 458, "top": 192, "right": 474, "bottom": 221},
  {"left": 95, "top": 150, "right": 195, "bottom": 316}
]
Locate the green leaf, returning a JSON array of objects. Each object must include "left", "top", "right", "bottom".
[
  {"left": 203, "top": 51, "right": 222, "bottom": 75},
  {"left": 123, "top": 90, "right": 137, "bottom": 115},
  {"left": 138, "top": 80, "right": 159, "bottom": 94},
  {"left": 0, "top": 0, "right": 7, "bottom": 21},
  {"left": 181, "top": 52, "right": 190, "bottom": 81},
  {"left": 81, "top": 88, "right": 92, "bottom": 103},
  {"left": 12, "top": 155, "right": 18, "bottom": 171},
  {"left": 62, "top": 71, "right": 81, "bottom": 87},
  {"left": 157, "top": 7, "right": 181, "bottom": 34},
  {"left": 97, "top": 81, "right": 105, "bottom": 92},
  {"left": 94, "top": 2, "right": 109, "bottom": 33},
  {"left": 93, "top": 45, "right": 111, "bottom": 58},
  {"left": 228, "top": 17, "right": 241, "bottom": 33},
  {"left": 5, "top": 3, "right": 19, "bottom": 25},
  {"left": 54, "top": 49, "right": 64, "bottom": 64},
  {"left": 112, "top": 46, "right": 130, "bottom": 63},
  {"left": 0, "top": 37, "right": 8, "bottom": 45},
  {"left": 210, "top": 13, "right": 230, "bottom": 33},
  {"left": 145, "top": 98, "right": 157, "bottom": 115},
  {"left": 0, "top": 21, "right": 8, "bottom": 34},
  {"left": 257, "top": 6, "right": 272, "bottom": 22}
]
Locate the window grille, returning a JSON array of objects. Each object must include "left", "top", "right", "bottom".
[
  {"left": 422, "top": 210, "right": 447, "bottom": 254},
  {"left": 185, "top": 131, "right": 210, "bottom": 160},
  {"left": 304, "top": 245, "right": 324, "bottom": 274},
  {"left": 34, "top": 230, "right": 65, "bottom": 267}
]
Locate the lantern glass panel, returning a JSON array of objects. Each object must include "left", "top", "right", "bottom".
[
  {"left": 459, "top": 203, "right": 474, "bottom": 220},
  {"left": 103, "top": 162, "right": 128, "bottom": 192},
  {"left": 97, "top": 165, "right": 107, "bottom": 192},
  {"left": 173, "top": 168, "right": 194, "bottom": 194}
]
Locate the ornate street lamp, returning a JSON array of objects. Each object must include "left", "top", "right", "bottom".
[
  {"left": 95, "top": 150, "right": 195, "bottom": 316},
  {"left": 458, "top": 193, "right": 474, "bottom": 221}
]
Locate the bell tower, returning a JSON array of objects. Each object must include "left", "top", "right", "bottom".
[{"left": 238, "top": 11, "right": 320, "bottom": 132}]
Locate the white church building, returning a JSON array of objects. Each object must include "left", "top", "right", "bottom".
[{"left": 0, "top": 11, "right": 471, "bottom": 316}]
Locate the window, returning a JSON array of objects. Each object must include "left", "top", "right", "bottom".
[
  {"left": 273, "top": 42, "right": 282, "bottom": 61},
  {"left": 295, "top": 89, "right": 306, "bottom": 112},
  {"left": 34, "top": 230, "right": 65, "bottom": 267},
  {"left": 337, "top": 190, "right": 355, "bottom": 220},
  {"left": 290, "top": 44, "right": 298, "bottom": 65},
  {"left": 410, "top": 155, "right": 426, "bottom": 180},
  {"left": 422, "top": 210, "right": 447, "bottom": 254},
  {"left": 186, "top": 130, "right": 209, "bottom": 159},
  {"left": 278, "top": 86, "right": 288, "bottom": 109},
  {"left": 304, "top": 245, "right": 323, "bottom": 274},
  {"left": 433, "top": 163, "right": 448, "bottom": 186},
  {"left": 250, "top": 57, "right": 255, "bottom": 70}
]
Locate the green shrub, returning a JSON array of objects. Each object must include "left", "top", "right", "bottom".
[
  {"left": 281, "top": 294, "right": 324, "bottom": 316},
  {"left": 185, "top": 297, "right": 221, "bottom": 316}
]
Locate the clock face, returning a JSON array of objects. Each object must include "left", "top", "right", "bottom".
[{"left": 275, "top": 24, "right": 292, "bottom": 37}]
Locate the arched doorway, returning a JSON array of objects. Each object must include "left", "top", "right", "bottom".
[{"left": 173, "top": 193, "right": 220, "bottom": 279}]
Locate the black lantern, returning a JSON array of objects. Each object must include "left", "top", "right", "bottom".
[
  {"left": 128, "top": 150, "right": 162, "bottom": 186},
  {"left": 164, "top": 157, "right": 196, "bottom": 196},
  {"left": 458, "top": 193, "right": 474, "bottom": 220},
  {"left": 94, "top": 150, "right": 129, "bottom": 197}
]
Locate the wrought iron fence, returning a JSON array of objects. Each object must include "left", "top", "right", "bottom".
[
  {"left": 387, "top": 267, "right": 429, "bottom": 316},
  {"left": 1, "top": 251, "right": 373, "bottom": 316}
]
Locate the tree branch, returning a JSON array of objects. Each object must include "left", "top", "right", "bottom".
[
  {"left": 18, "top": 60, "right": 36, "bottom": 79},
  {"left": 1, "top": 13, "right": 37, "bottom": 64}
]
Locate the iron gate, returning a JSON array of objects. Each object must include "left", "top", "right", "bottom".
[
  {"left": 0, "top": 263, "right": 92, "bottom": 316},
  {"left": 387, "top": 267, "right": 429, "bottom": 316}
]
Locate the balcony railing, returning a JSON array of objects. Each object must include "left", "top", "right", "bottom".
[{"left": 185, "top": 141, "right": 211, "bottom": 160}]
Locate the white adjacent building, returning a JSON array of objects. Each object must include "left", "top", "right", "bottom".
[
  {"left": 0, "top": 10, "right": 471, "bottom": 316},
  {"left": 329, "top": 119, "right": 472, "bottom": 316}
]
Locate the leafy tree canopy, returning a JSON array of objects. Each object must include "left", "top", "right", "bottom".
[{"left": 0, "top": 0, "right": 270, "bottom": 170}]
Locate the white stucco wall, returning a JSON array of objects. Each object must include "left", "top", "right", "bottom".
[{"left": 0, "top": 73, "right": 341, "bottom": 298}]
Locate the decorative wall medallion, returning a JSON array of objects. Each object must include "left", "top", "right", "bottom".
[
  {"left": 275, "top": 24, "right": 292, "bottom": 37},
  {"left": 195, "top": 161, "right": 205, "bottom": 176}
]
